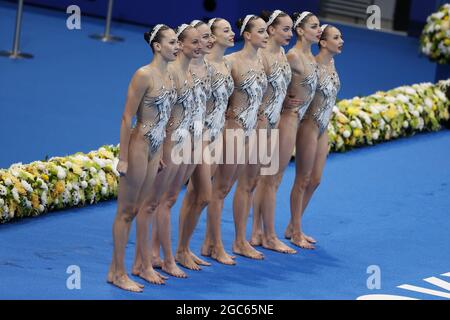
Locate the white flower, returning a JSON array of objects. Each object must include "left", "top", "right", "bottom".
[
  {"left": 385, "top": 96, "right": 396, "bottom": 103},
  {"left": 56, "top": 166, "right": 66, "bottom": 180},
  {"left": 3, "top": 205, "right": 8, "bottom": 214},
  {"left": 396, "top": 94, "right": 409, "bottom": 103},
  {"left": 372, "top": 131, "right": 380, "bottom": 140},
  {"left": 72, "top": 183, "right": 79, "bottom": 191},
  {"left": 37, "top": 163, "right": 45, "bottom": 171},
  {"left": 0, "top": 198, "right": 4, "bottom": 206},
  {"left": 62, "top": 190, "right": 71, "bottom": 204},
  {"left": 25, "top": 199, "right": 32, "bottom": 208},
  {"left": 424, "top": 98, "right": 433, "bottom": 109},
  {"left": 41, "top": 191, "right": 48, "bottom": 206},
  {"left": 360, "top": 113, "right": 372, "bottom": 125},
  {"left": 66, "top": 182, "right": 73, "bottom": 191},
  {"left": 89, "top": 167, "right": 97, "bottom": 175},
  {"left": 54, "top": 198, "right": 59, "bottom": 205},
  {"left": 81, "top": 181, "right": 88, "bottom": 189},
  {"left": 80, "top": 171, "right": 87, "bottom": 179},
  {"left": 98, "top": 170, "right": 106, "bottom": 184},
  {"left": 65, "top": 161, "right": 73, "bottom": 169},
  {"left": 38, "top": 178, "right": 48, "bottom": 191},
  {"left": 343, "top": 130, "right": 351, "bottom": 138},
  {"left": 404, "top": 87, "right": 416, "bottom": 95},
  {"left": 4, "top": 178, "right": 12, "bottom": 186},
  {"left": 436, "top": 90, "right": 447, "bottom": 101},
  {"left": 38, "top": 205, "right": 45, "bottom": 213},
  {"left": 74, "top": 154, "right": 90, "bottom": 163},
  {"left": 21, "top": 180, "right": 33, "bottom": 193},
  {"left": 112, "top": 158, "right": 120, "bottom": 177},
  {"left": 435, "top": 11, "right": 445, "bottom": 20},
  {"left": 355, "top": 118, "right": 363, "bottom": 129},
  {"left": 350, "top": 120, "right": 357, "bottom": 128},
  {"left": 403, "top": 121, "right": 409, "bottom": 128},
  {"left": 89, "top": 179, "right": 97, "bottom": 187},
  {"left": 0, "top": 185, "right": 7, "bottom": 196},
  {"left": 418, "top": 118, "right": 424, "bottom": 130},
  {"left": 11, "top": 169, "right": 19, "bottom": 177},
  {"left": 72, "top": 191, "right": 80, "bottom": 205},
  {"left": 101, "top": 187, "right": 108, "bottom": 196},
  {"left": 93, "top": 157, "right": 106, "bottom": 168},
  {"left": 11, "top": 188, "right": 20, "bottom": 202}
]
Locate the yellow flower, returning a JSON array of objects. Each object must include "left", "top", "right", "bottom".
[
  {"left": 41, "top": 174, "right": 49, "bottom": 181},
  {"left": 72, "top": 164, "right": 83, "bottom": 175},
  {"left": 31, "top": 193, "right": 40, "bottom": 209},
  {"left": 338, "top": 100, "right": 350, "bottom": 108},
  {"left": 98, "top": 149, "right": 114, "bottom": 159},
  {"left": 13, "top": 181, "right": 27, "bottom": 195},
  {"left": 346, "top": 106, "right": 360, "bottom": 116},
  {"left": 353, "top": 128, "right": 363, "bottom": 138},
  {"left": 9, "top": 200, "right": 17, "bottom": 213},
  {"left": 385, "top": 106, "right": 398, "bottom": 119},
  {"left": 106, "top": 174, "right": 116, "bottom": 187},
  {"left": 55, "top": 181, "right": 65, "bottom": 194}
]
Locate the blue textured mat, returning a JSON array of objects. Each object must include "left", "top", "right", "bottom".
[{"left": 1, "top": 130, "right": 449, "bottom": 299}]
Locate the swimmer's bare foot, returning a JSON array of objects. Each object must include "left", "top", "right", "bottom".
[
  {"left": 107, "top": 264, "right": 114, "bottom": 283},
  {"left": 290, "top": 233, "right": 316, "bottom": 250},
  {"left": 176, "top": 250, "right": 201, "bottom": 271},
  {"left": 162, "top": 260, "right": 188, "bottom": 278},
  {"left": 262, "top": 236, "right": 297, "bottom": 254},
  {"left": 303, "top": 233, "right": 317, "bottom": 244},
  {"left": 152, "top": 256, "right": 163, "bottom": 269},
  {"left": 131, "top": 263, "right": 141, "bottom": 276},
  {"left": 284, "top": 223, "right": 293, "bottom": 240},
  {"left": 135, "top": 267, "right": 167, "bottom": 285},
  {"left": 232, "top": 240, "right": 264, "bottom": 260},
  {"left": 209, "top": 245, "right": 236, "bottom": 265},
  {"left": 250, "top": 232, "right": 263, "bottom": 247},
  {"left": 189, "top": 250, "right": 211, "bottom": 266},
  {"left": 201, "top": 243, "right": 212, "bottom": 257},
  {"left": 109, "top": 273, "right": 144, "bottom": 292}
]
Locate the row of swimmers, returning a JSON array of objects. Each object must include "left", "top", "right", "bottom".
[{"left": 107, "top": 10, "right": 344, "bottom": 292}]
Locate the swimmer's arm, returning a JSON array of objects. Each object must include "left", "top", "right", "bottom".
[{"left": 118, "top": 68, "right": 152, "bottom": 171}]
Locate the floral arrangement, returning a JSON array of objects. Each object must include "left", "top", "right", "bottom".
[
  {"left": 420, "top": 3, "right": 450, "bottom": 64},
  {"left": 328, "top": 80, "right": 450, "bottom": 152},
  {"left": 0, "top": 145, "right": 120, "bottom": 223}
]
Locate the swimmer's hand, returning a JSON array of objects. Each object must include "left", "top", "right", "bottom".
[
  {"left": 117, "top": 160, "right": 128, "bottom": 176},
  {"left": 286, "top": 97, "right": 304, "bottom": 108},
  {"left": 158, "top": 159, "right": 166, "bottom": 172}
]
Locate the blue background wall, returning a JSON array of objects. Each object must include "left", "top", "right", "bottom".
[
  {"left": 408, "top": 0, "right": 442, "bottom": 37},
  {"left": 14, "top": 0, "right": 319, "bottom": 28}
]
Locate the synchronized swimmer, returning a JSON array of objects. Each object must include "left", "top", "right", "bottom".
[{"left": 109, "top": 9, "right": 344, "bottom": 292}]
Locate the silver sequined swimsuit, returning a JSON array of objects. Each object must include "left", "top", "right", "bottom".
[
  {"left": 204, "top": 62, "right": 234, "bottom": 141},
  {"left": 167, "top": 79, "right": 196, "bottom": 147},
  {"left": 303, "top": 62, "right": 340, "bottom": 136},
  {"left": 191, "top": 61, "right": 213, "bottom": 139},
  {"left": 137, "top": 80, "right": 177, "bottom": 153},
  {"left": 227, "top": 67, "right": 268, "bottom": 136},
  {"left": 260, "top": 60, "right": 292, "bottom": 128}
]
